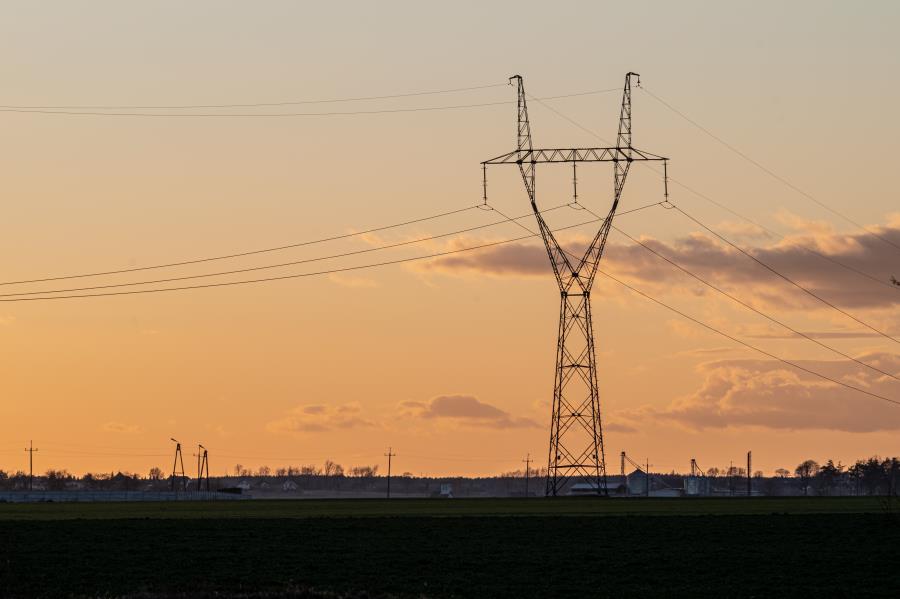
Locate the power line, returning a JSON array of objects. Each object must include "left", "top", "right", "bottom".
[
  {"left": 0, "top": 204, "right": 571, "bottom": 298},
  {"left": 0, "top": 205, "right": 478, "bottom": 287},
  {"left": 0, "top": 201, "right": 662, "bottom": 302},
  {"left": 535, "top": 89, "right": 900, "bottom": 295},
  {"left": 567, "top": 199, "right": 900, "bottom": 382},
  {"left": 0, "top": 82, "right": 509, "bottom": 110},
  {"left": 516, "top": 195, "right": 900, "bottom": 384},
  {"left": 674, "top": 205, "right": 900, "bottom": 346},
  {"left": 655, "top": 171, "right": 900, "bottom": 293},
  {"left": 608, "top": 221, "right": 900, "bottom": 382},
  {"left": 0, "top": 89, "right": 620, "bottom": 118},
  {"left": 597, "top": 269, "right": 900, "bottom": 408},
  {"left": 640, "top": 86, "right": 900, "bottom": 255},
  {"left": 480, "top": 77, "right": 900, "bottom": 411}
]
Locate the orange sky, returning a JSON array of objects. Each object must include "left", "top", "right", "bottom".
[{"left": 1, "top": 1, "right": 898, "bottom": 478}]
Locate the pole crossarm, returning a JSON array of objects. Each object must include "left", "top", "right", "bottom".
[{"left": 482, "top": 146, "right": 667, "bottom": 165}]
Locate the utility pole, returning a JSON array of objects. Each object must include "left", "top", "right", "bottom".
[
  {"left": 621, "top": 451, "right": 627, "bottom": 495},
  {"left": 196, "top": 444, "right": 209, "bottom": 492},
  {"left": 170, "top": 438, "right": 186, "bottom": 492},
  {"left": 646, "top": 458, "right": 650, "bottom": 498},
  {"left": 523, "top": 453, "right": 532, "bottom": 497},
  {"left": 747, "top": 451, "right": 752, "bottom": 497},
  {"left": 730, "top": 460, "right": 734, "bottom": 496},
  {"left": 25, "top": 441, "right": 38, "bottom": 491},
  {"left": 384, "top": 447, "right": 395, "bottom": 499},
  {"left": 482, "top": 73, "right": 668, "bottom": 497}
]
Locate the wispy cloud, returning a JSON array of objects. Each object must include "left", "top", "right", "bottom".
[
  {"left": 418, "top": 216, "right": 900, "bottom": 312},
  {"left": 267, "top": 402, "right": 375, "bottom": 434},
  {"left": 399, "top": 394, "right": 539, "bottom": 429},
  {"left": 619, "top": 352, "right": 900, "bottom": 433},
  {"left": 103, "top": 422, "right": 140, "bottom": 434}
]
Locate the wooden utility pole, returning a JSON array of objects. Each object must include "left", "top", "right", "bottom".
[
  {"left": 522, "top": 454, "right": 532, "bottom": 497},
  {"left": 384, "top": 447, "right": 396, "bottom": 499},
  {"left": 646, "top": 458, "right": 650, "bottom": 497},
  {"left": 747, "top": 451, "right": 752, "bottom": 497},
  {"left": 25, "top": 441, "right": 38, "bottom": 491},
  {"left": 730, "top": 460, "right": 734, "bottom": 496}
]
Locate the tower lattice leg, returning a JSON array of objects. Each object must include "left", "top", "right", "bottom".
[{"left": 546, "top": 291, "right": 607, "bottom": 496}]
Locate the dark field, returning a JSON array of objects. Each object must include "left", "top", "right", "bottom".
[{"left": 1, "top": 498, "right": 899, "bottom": 598}]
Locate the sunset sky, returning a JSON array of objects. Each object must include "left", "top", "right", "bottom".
[{"left": 1, "top": 1, "right": 898, "bottom": 478}]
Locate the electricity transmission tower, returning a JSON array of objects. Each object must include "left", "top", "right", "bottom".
[{"left": 482, "top": 73, "right": 668, "bottom": 496}]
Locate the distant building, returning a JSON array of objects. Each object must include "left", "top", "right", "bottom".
[
  {"left": 568, "top": 476, "right": 626, "bottom": 496},
  {"left": 440, "top": 483, "right": 453, "bottom": 498},
  {"left": 626, "top": 469, "right": 648, "bottom": 496},
  {"left": 683, "top": 475, "right": 711, "bottom": 496},
  {"left": 282, "top": 479, "right": 298, "bottom": 492}
]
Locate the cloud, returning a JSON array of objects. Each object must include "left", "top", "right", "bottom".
[
  {"left": 605, "top": 421, "right": 638, "bottom": 434},
  {"left": 267, "top": 402, "right": 375, "bottom": 434},
  {"left": 400, "top": 394, "right": 539, "bottom": 429},
  {"left": 419, "top": 215, "right": 900, "bottom": 312},
  {"left": 103, "top": 422, "right": 140, "bottom": 434},
  {"left": 417, "top": 241, "right": 550, "bottom": 278},
  {"left": 626, "top": 352, "right": 900, "bottom": 432}
]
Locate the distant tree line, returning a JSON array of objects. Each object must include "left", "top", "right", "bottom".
[{"left": 0, "top": 455, "right": 896, "bottom": 497}]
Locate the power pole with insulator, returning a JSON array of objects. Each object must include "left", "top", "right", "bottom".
[
  {"left": 747, "top": 451, "right": 752, "bottom": 497},
  {"left": 523, "top": 453, "right": 532, "bottom": 497},
  {"left": 25, "top": 440, "right": 38, "bottom": 491},
  {"left": 170, "top": 438, "right": 186, "bottom": 492},
  {"left": 384, "top": 447, "right": 395, "bottom": 499}
]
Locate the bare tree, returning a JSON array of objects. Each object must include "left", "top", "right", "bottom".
[
  {"left": 148, "top": 467, "right": 164, "bottom": 481},
  {"left": 775, "top": 468, "right": 790, "bottom": 478},
  {"left": 349, "top": 465, "right": 378, "bottom": 478},
  {"left": 795, "top": 460, "right": 820, "bottom": 495}
]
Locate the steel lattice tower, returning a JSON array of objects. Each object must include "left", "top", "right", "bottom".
[{"left": 482, "top": 73, "right": 668, "bottom": 496}]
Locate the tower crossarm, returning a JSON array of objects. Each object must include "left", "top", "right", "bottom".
[{"left": 482, "top": 147, "right": 666, "bottom": 165}]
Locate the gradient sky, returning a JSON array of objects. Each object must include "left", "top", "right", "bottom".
[{"left": 1, "top": 1, "right": 898, "bottom": 478}]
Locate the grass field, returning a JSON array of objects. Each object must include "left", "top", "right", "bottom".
[{"left": 2, "top": 497, "right": 899, "bottom": 598}]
